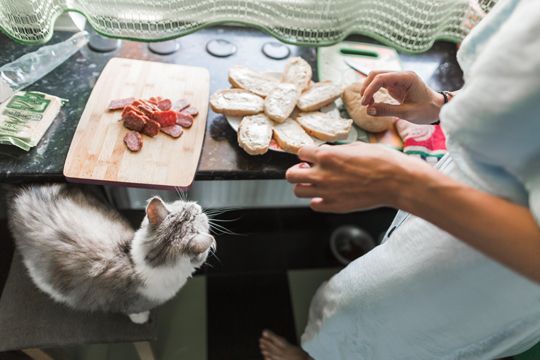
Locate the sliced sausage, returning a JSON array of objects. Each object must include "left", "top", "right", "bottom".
[
  {"left": 109, "top": 97, "right": 136, "bottom": 110},
  {"left": 141, "top": 118, "right": 161, "bottom": 137},
  {"left": 152, "top": 110, "right": 177, "bottom": 127},
  {"left": 123, "top": 111, "right": 147, "bottom": 131},
  {"left": 121, "top": 105, "right": 145, "bottom": 118},
  {"left": 176, "top": 112, "right": 193, "bottom": 128},
  {"left": 172, "top": 98, "right": 190, "bottom": 112},
  {"left": 157, "top": 98, "right": 172, "bottom": 111},
  {"left": 124, "top": 131, "right": 143, "bottom": 152},
  {"left": 137, "top": 103, "right": 155, "bottom": 117},
  {"left": 182, "top": 106, "right": 199, "bottom": 117},
  {"left": 160, "top": 125, "right": 184, "bottom": 138}
]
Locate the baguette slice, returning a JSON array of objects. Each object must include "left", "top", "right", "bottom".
[
  {"left": 297, "top": 81, "right": 342, "bottom": 112},
  {"left": 297, "top": 112, "right": 353, "bottom": 142},
  {"left": 228, "top": 66, "right": 279, "bottom": 97},
  {"left": 237, "top": 114, "right": 274, "bottom": 155},
  {"left": 264, "top": 83, "right": 300, "bottom": 123},
  {"left": 210, "top": 89, "right": 264, "bottom": 116},
  {"left": 343, "top": 82, "right": 397, "bottom": 133},
  {"left": 273, "top": 118, "right": 314, "bottom": 154},
  {"left": 281, "top": 57, "right": 312, "bottom": 92}
]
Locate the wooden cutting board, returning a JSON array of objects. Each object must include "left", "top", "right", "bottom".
[{"left": 64, "top": 58, "right": 210, "bottom": 190}]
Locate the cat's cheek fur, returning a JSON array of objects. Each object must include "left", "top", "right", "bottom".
[{"left": 131, "top": 223, "right": 197, "bottom": 303}]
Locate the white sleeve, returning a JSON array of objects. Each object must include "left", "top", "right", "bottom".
[{"left": 440, "top": 0, "right": 540, "bottom": 225}]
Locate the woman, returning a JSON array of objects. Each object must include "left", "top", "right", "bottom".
[{"left": 259, "top": 0, "right": 540, "bottom": 358}]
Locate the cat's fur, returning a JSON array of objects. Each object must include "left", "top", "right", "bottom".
[{"left": 7, "top": 184, "right": 215, "bottom": 323}]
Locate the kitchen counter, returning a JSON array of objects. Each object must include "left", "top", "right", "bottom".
[{"left": 0, "top": 26, "right": 464, "bottom": 184}]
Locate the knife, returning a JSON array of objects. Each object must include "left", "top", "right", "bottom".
[{"left": 343, "top": 58, "right": 373, "bottom": 76}]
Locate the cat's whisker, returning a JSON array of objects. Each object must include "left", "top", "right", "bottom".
[
  {"left": 207, "top": 217, "right": 241, "bottom": 223},
  {"left": 174, "top": 187, "right": 189, "bottom": 201},
  {"left": 209, "top": 222, "right": 243, "bottom": 236},
  {"left": 203, "top": 207, "right": 239, "bottom": 216},
  {"left": 209, "top": 249, "right": 221, "bottom": 263}
]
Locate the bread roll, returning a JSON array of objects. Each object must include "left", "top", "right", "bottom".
[
  {"left": 237, "top": 114, "right": 274, "bottom": 155},
  {"left": 343, "top": 82, "right": 397, "bottom": 133},
  {"left": 273, "top": 118, "right": 314, "bottom": 154},
  {"left": 228, "top": 66, "right": 279, "bottom": 97},
  {"left": 297, "top": 81, "right": 342, "bottom": 112},
  {"left": 281, "top": 57, "right": 312, "bottom": 92},
  {"left": 210, "top": 89, "right": 264, "bottom": 116},
  {"left": 264, "top": 83, "right": 300, "bottom": 123},
  {"left": 297, "top": 112, "right": 352, "bottom": 142}
]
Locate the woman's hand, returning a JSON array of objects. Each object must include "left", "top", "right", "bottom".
[
  {"left": 360, "top": 71, "right": 444, "bottom": 124},
  {"left": 285, "top": 142, "right": 429, "bottom": 213}
]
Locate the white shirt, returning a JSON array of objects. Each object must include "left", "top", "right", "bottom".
[{"left": 441, "top": 0, "right": 540, "bottom": 224}]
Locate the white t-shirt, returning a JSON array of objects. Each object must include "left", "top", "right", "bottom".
[{"left": 441, "top": 0, "right": 540, "bottom": 224}]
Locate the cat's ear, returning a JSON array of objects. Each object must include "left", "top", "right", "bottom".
[
  {"left": 146, "top": 197, "right": 169, "bottom": 227},
  {"left": 188, "top": 234, "right": 215, "bottom": 255}
]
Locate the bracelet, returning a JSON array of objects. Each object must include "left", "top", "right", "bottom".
[
  {"left": 438, "top": 90, "right": 453, "bottom": 104},
  {"left": 432, "top": 91, "right": 453, "bottom": 125}
]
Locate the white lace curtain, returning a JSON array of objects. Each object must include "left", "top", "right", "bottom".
[{"left": 0, "top": 0, "right": 498, "bottom": 52}]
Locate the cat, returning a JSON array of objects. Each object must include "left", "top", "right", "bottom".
[{"left": 7, "top": 184, "right": 215, "bottom": 324}]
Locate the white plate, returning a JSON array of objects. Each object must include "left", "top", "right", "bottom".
[{"left": 224, "top": 73, "right": 357, "bottom": 153}]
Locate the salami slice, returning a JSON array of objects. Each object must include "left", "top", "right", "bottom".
[
  {"left": 172, "top": 98, "right": 190, "bottom": 112},
  {"left": 121, "top": 105, "right": 144, "bottom": 118},
  {"left": 152, "top": 110, "right": 177, "bottom": 127},
  {"left": 108, "top": 97, "right": 136, "bottom": 110},
  {"left": 157, "top": 98, "right": 172, "bottom": 111},
  {"left": 176, "top": 112, "right": 193, "bottom": 128},
  {"left": 124, "top": 131, "right": 143, "bottom": 152},
  {"left": 123, "top": 111, "right": 147, "bottom": 131},
  {"left": 160, "top": 125, "right": 184, "bottom": 138},
  {"left": 142, "top": 118, "right": 161, "bottom": 137},
  {"left": 137, "top": 103, "right": 155, "bottom": 117},
  {"left": 148, "top": 96, "right": 163, "bottom": 105},
  {"left": 182, "top": 106, "right": 199, "bottom": 117}
]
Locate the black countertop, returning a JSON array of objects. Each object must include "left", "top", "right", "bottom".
[{"left": 0, "top": 26, "right": 463, "bottom": 184}]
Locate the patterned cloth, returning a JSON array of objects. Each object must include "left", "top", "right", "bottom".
[{"left": 395, "top": 120, "right": 447, "bottom": 165}]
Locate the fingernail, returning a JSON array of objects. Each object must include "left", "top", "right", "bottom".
[
  {"left": 299, "top": 162, "right": 310, "bottom": 169},
  {"left": 367, "top": 107, "right": 376, "bottom": 115}
]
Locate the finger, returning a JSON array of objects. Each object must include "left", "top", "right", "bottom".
[
  {"left": 311, "top": 200, "right": 344, "bottom": 213},
  {"left": 361, "top": 73, "right": 393, "bottom": 105},
  {"left": 259, "top": 338, "right": 281, "bottom": 354},
  {"left": 285, "top": 166, "right": 317, "bottom": 184},
  {"left": 262, "top": 330, "right": 289, "bottom": 348},
  {"left": 293, "top": 184, "right": 322, "bottom": 198},
  {"left": 359, "top": 70, "right": 389, "bottom": 96},
  {"left": 297, "top": 145, "right": 319, "bottom": 163},
  {"left": 367, "top": 102, "right": 412, "bottom": 118},
  {"left": 310, "top": 197, "right": 335, "bottom": 212}
]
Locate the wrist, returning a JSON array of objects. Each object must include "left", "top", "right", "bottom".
[
  {"left": 416, "top": 89, "right": 445, "bottom": 125},
  {"left": 392, "top": 159, "right": 439, "bottom": 212}
]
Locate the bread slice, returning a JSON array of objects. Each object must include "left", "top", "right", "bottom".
[
  {"left": 264, "top": 83, "right": 300, "bottom": 123},
  {"left": 343, "top": 82, "right": 397, "bottom": 133},
  {"left": 281, "top": 57, "right": 312, "bottom": 92},
  {"left": 228, "top": 66, "right": 279, "bottom": 97},
  {"left": 297, "top": 81, "right": 342, "bottom": 112},
  {"left": 297, "top": 112, "right": 353, "bottom": 142},
  {"left": 273, "top": 118, "right": 314, "bottom": 154},
  {"left": 210, "top": 89, "right": 264, "bottom": 116},
  {"left": 237, "top": 114, "right": 274, "bottom": 155}
]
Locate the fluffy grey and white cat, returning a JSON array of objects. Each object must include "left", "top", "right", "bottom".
[{"left": 7, "top": 184, "right": 215, "bottom": 324}]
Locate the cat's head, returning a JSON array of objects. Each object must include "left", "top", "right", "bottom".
[{"left": 135, "top": 196, "right": 215, "bottom": 268}]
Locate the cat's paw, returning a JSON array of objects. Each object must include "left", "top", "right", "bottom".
[{"left": 129, "top": 311, "right": 150, "bottom": 324}]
